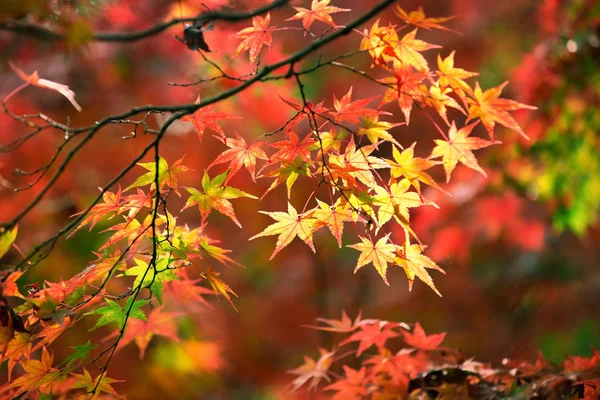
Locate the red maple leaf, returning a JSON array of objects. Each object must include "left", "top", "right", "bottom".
[
  {"left": 208, "top": 132, "right": 268, "bottom": 184},
  {"left": 401, "top": 322, "right": 446, "bottom": 350},
  {"left": 232, "top": 13, "right": 276, "bottom": 63},
  {"left": 269, "top": 131, "right": 316, "bottom": 163},
  {"left": 181, "top": 96, "right": 241, "bottom": 142},
  {"left": 331, "top": 87, "right": 381, "bottom": 124},
  {"left": 341, "top": 322, "right": 399, "bottom": 356}
]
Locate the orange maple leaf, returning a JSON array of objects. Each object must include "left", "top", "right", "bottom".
[
  {"left": 305, "top": 310, "right": 362, "bottom": 333},
  {"left": 268, "top": 131, "right": 316, "bottom": 164},
  {"left": 430, "top": 121, "right": 497, "bottom": 182},
  {"left": 8, "top": 347, "right": 60, "bottom": 397},
  {"left": 348, "top": 235, "right": 396, "bottom": 285},
  {"left": 208, "top": 132, "right": 268, "bottom": 184},
  {"left": 395, "top": 6, "right": 456, "bottom": 33},
  {"left": 1, "top": 271, "right": 24, "bottom": 299},
  {"left": 110, "top": 306, "right": 180, "bottom": 359},
  {"left": 467, "top": 81, "right": 537, "bottom": 140},
  {"left": 286, "top": 0, "right": 350, "bottom": 32},
  {"left": 232, "top": 13, "right": 275, "bottom": 63},
  {"left": 401, "top": 322, "right": 446, "bottom": 350},
  {"left": 250, "top": 203, "right": 318, "bottom": 259},
  {"left": 325, "top": 366, "right": 368, "bottom": 400},
  {"left": 201, "top": 267, "right": 238, "bottom": 311},
  {"left": 341, "top": 322, "right": 399, "bottom": 356},
  {"left": 289, "top": 348, "right": 334, "bottom": 391},
  {"left": 379, "top": 65, "right": 427, "bottom": 124},
  {"left": 181, "top": 96, "right": 241, "bottom": 142},
  {"left": 331, "top": 87, "right": 381, "bottom": 124}
]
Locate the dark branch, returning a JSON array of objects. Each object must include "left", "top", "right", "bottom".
[{"left": 0, "top": 0, "right": 288, "bottom": 43}]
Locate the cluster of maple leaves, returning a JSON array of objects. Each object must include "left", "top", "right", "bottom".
[
  {"left": 0, "top": 0, "right": 542, "bottom": 398},
  {"left": 291, "top": 311, "right": 600, "bottom": 399}
]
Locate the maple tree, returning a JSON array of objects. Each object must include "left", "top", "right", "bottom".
[{"left": 0, "top": 0, "right": 597, "bottom": 399}]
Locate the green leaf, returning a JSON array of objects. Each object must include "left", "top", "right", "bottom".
[
  {"left": 86, "top": 298, "right": 148, "bottom": 330},
  {"left": 125, "top": 157, "right": 168, "bottom": 192},
  {"left": 62, "top": 340, "right": 98, "bottom": 371},
  {"left": 123, "top": 258, "right": 177, "bottom": 303},
  {"left": 0, "top": 226, "right": 18, "bottom": 260}
]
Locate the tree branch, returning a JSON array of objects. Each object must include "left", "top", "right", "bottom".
[{"left": 0, "top": 0, "right": 288, "bottom": 43}]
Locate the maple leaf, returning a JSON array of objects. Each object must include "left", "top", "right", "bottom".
[
  {"left": 430, "top": 121, "right": 497, "bottom": 182},
  {"left": 85, "top": 297, "right": 148, "bottom": 331},
  {"left": 182, "top": 170, "right": 257, "bottom": 228},
  {"left": 260, "top": 157, "right": 312, "bottom": 199},
  {"left": 305, "top": 310, "right": 362, "bottom": 333},
  {"left": 289, "top": 348, "right": 334, "bottom": 391},
  {"left": 201, "top": 267, "right": 238, "bottom": 311},
  {"left": 394, "top": 237, "right": 445, "bottom": 296},
  {"left": 269, "top": 131, "right": 316, "bottom": 163},
  {"left": 0, "top": 226, "right": 18, "bottom": 260},
  {"left": 125, "top": 156, "right": 189, "bottom": 193},
  {"left": 249, "top": 203, "right": 318, "bottom": 260},
  {"left": 374, "top": 179, "right": 436, "bottom": 228},
  {"left": 328, "top": 137, "right": 388, "bottom": 189},
  {"left": 467, "top": 81, "right": 537, "bottom": 140},
  {"left": 313, "top": 198, "right": 354, "bottom": 248},
  {"left": 423, "top": 83, "right": 465, "bottom": 126},
  {"left": 1, "top": 270, "right": 24, "bottom": 299},
  {"left": 386, "top": 144, "right": 446, "bottom": 195},
  {"left": 109, "top": 306, "right": 180, "bottom": 359},
  {"left": 99, "top": 216, "right": 150, "bottom": 251},
  {"left": 164, "top": 272, "right": 213, "bottom": 308},
  {"left": 208, "top": 132, "right": 268, "bottom": 184},
  {"left": 401, "top": 322, "right": 446, "bottom": 350},
  {"left": 358, "top": 116, "right": 402, "bottom": 147},
  {"left": 2, "top": 332, "right": 32, "bottom": 381},
  {"left": 232, "top": 13, "right": 275, "bottom": 63},
  {"left": 181, "top": 96, "right": 241, "bottom": 142},
  {"left": 72, "top": 368, "right": 124, "bottom": 399},
  {"left": 348, "top": 235, "right": 396, "bottom": 285},
  {"left": 341, "top": 322, "right": 399, "bottom": 356},
  {"left": 8, "top": 61, "right": 82, "bottom": 111},
  {"left": 120, "top": 188, "right": 153, "bottom": 219},
  {"left": 359, "top": 21, "right": 399, "bottom": 66},
  {"left": 392, "top": 29, "right": 441, "bottom": 72},
  {"left": 278, "top": 96, "right": 329, "bottom": 132},
  {"left": 379, "top": 65, "right": 427, "bottom": 124},
  {"left": 325, "top": 366, "right": 368, "bottom": 400},
  {"left": 71, "top": 252, "right": 125, "bottom": 286},
  {"left": 436, "top": 51, "right": 477, "bottom": 103},
  {"left": 70, "top": 188, "right": 122, "bottom": 236},
  {"left": 395, "top": 6, "right": 456, "bottom": 32},
  {"left": 331, "top": 87, "right": 380, "bottom": 124},
  {"left": 123, "top": 258, "right": 177, "bottom": 303},
  {"left": 285, "top": 0, "right": 350, "bottom": 32},
  {"left": 8, "top": 347, "right": 60, "bottom": 397}
]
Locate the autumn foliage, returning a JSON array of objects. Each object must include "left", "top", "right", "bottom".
[{"left": 0, "top": 0, "right": 599, "bottom": 399}]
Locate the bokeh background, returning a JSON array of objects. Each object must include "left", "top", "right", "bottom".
[{"left": 1, "top": 0, "right": 600, "bottom": 398}]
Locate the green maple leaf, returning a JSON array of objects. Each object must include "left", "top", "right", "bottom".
[
  {"left": 86, "top": 297, "right": 148, "bottom": 331},
  {"left": 125, "top": 156, "right": 189, "bottom": 193},
  {"left": 123, "top": 258, "right": 177, "bottom": 303},
  {"left": 182, "top": 170, "right": 257, "bottom": 227}
]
